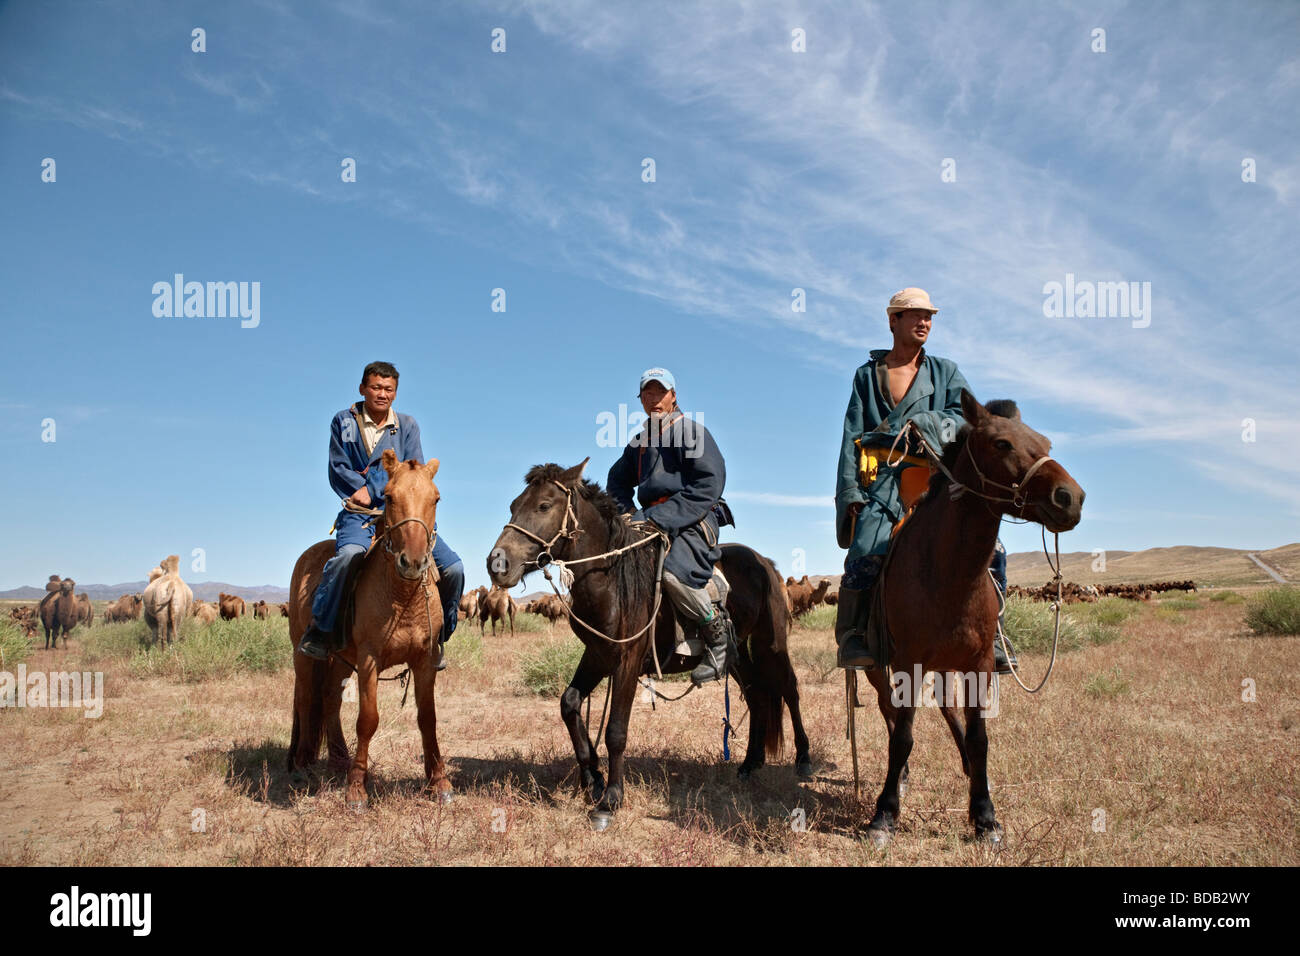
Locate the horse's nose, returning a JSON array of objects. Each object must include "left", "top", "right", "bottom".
[
  {"left": 1052, "top": 485, "right": 1074, "bottom": 511},
  {"left": 488, "top": 548, "right": 510, "bottom": 580},
  {"left": 396, "top": 552, "right": 411, "bottom": 573}
]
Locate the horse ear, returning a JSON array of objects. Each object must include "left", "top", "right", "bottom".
[
  {"left": 382, "top": 447, "right": 398, "bottom": 474},
  {"left": 561, "top": 457, "right": 590, "bottom": 487},
  {"left": 424, "top": 458, "right": 440, "bottom": 479},
  {"left": 960, "top": 389, "right": 988, "bottom": 426}
]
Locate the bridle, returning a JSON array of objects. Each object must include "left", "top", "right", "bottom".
[
  {"left": 498, "top": 478, "right": 669, "bottom": 653},
  {"left": 343, "top": 498, "right": 437, "bottom": 581},
  {"left": 503, "top": 479, "right": 582, "bottom": 570},
  {"left": 887, "top": 421, "right": 1055, "bottom": 517}
]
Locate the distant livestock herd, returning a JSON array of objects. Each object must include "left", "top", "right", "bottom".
[
  {"left": 7, "top": 562, "right": 1201, "bottom": 654},
  {"left": 7, "top": 557, "right": 291, "bottom": 651}
]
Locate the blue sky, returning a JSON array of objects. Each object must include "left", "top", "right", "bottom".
[{"left": 1, "top": 0, "right": 1297, "bottom": 592}]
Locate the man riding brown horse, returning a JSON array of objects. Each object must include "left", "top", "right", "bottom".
[
  {"left": 298, "top": 361, "right": 464, "bottom": 667},
  {"left": 606, "top": 368, "right": 735, "bottom": 686},
  {"left": 833, "top": 288, "right": 1014, "bottom": 673}
]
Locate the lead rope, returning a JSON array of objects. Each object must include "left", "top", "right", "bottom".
[{"left": 993, "top": 528, "right": 1063, "bottom": 694}]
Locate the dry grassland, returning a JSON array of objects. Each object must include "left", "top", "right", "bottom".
[{"left": 1, "top": 596, "right": 1296, "bottom": 866}]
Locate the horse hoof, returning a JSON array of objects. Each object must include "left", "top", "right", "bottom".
[
  {"left": 737, "top": 764, "right": 758, "bottom": 781},
  {"left": 795, "top": 759, "right": 814, "bottom": 781},
  {"left": 976, "top": 823, "right": 1004, "bottom": 846},
  {"left": 346, "top": 798, "right": 367, "bottom": 813},
  {"left": 867, "top": 826, "right": 893, "bottom": 849},
  {"left": 588, "top": 810, "right": 614, "bottom": 832},
  {"left": 434, "top": 790, "right": 454, "bottom": 806}
]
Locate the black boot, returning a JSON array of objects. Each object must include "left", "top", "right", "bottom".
[
  {"left": 436, "top": 640, "right": 448, "bottom": 671},
  {"left": 690, "top": 611, "right": 731, "bottom": 686},
  {"left": 297, "top": 623, "right": 338, "bottom": 661},
  {"left": 834, "top": 587, "right": 877, "bottom": 669},
  {"left": 993, "top": 610, "right": 1017, "bottom": 674}
]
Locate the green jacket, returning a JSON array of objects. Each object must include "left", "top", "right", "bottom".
[{"left": 835, "top": 349, "right": 971, "bottom": 558}]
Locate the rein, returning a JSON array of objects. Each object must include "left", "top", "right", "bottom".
[{"left": 885, "top": 422, "right": 1053, "bottom": 516}]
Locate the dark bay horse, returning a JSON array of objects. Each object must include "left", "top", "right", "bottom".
[
  {"left": 287, "top": 448, "right": 451, "bottom": 810},
  {"left": 487, "top": 459, "right": 811, "bottom": 826},
  {"left": 861, "top": 390, "right": 1084, "bottom": 845}
]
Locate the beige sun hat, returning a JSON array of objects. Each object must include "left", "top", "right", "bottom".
[{"left": 887, "top": 287, "right": 939, "bottom": 316}]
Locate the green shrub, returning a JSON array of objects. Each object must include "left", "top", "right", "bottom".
[
  {"left": 1070, "top": 597, "right": 1141, "bottom": 627},
  {"left": 1208, "top": 590, "right": 1245, "bottom": 604},
  {"left": 1001, "top": 596, "right": 1082, "bottom": 653},
  {"left": 447, "top": 628, "right": 483, "bottom": 670},
  {"left": 1160, "top": 596, "right": 1202, "bottom": 611},
  {"left": 1083, "top": 666, "right": 1130, "bottom": 698},
  {"left": 80, "top": 616, "right": 291, "bottom": 682},
  {"left": 519, "top": 638, "right": 585, "bottom": 696},
  {"left": 795, "top": 605, "right": 837, "bottom": 630},
  {"left": 0, "top": 619, "right": 32, "bottom": 668},
  {"left": 1245, "top": 586, "right": 1300, "bottom": 635}
]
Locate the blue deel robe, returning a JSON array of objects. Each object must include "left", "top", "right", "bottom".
[
  {"left": 607, "top": 414, "right": 726, "bottom": 589},
  {"left": 835, "top": 349, "right": 972, "bottom": 564},
  {"left": 328, "top": 401, "right": 427, "bottom": 509}
]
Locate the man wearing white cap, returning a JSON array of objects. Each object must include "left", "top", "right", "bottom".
[
  {"left": 608, "top": 368, "right": 734, "bottom": 686},
  {"left": 834, "top": 288, "right": 1005, "bottom": 670}
]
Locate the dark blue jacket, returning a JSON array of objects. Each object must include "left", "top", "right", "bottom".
[
  {"left": 328, "top": 402, "right": 425, "bottom": 507},
  {"left": 607, "top": 413, "right": 726, "bottom": 588}
]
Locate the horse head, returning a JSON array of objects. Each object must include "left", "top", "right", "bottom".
[
  {"left": 378, "top": 447, "right": 440, "bottom": 581},
  {"left": 958, "top": 390, "right": 1083, "bottom": 532},
  {"left": 487, "top": 458, "right": 590, "bottom": 589}
]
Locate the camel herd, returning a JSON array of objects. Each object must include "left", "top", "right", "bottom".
[
  {"left": 782, "top": 575, "right": 836, "bottom": 621},
  {"left": 458, "top": 584, "right": 522, "bottom": 636},
  {"left": 8, "top": 557, "right": 291, "bottom": 652}
]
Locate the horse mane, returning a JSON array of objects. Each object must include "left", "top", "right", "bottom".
[
  {"left": 918, "top": 423, "right": 971, "bottom": 502},
  {"left": 523, "top": 463, "right": 657, "bottom": 620}
]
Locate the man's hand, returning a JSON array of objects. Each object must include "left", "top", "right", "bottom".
[{"left": 350, "top": 486, "right": 373, "bottom": 507}]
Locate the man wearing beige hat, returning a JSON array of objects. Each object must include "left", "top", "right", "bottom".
[{"left": 834, "top": 287, "right": 1010, "bottom": 672}]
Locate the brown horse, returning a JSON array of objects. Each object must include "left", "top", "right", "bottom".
[
  {"left": 40, "top": 578, "right": 78, "bottom": 649},
  {"left": 488, "top": 459, "right": 811, "bottom": 826},
  {"left": 287, "top": 448, "right": 451, "bottom": 810},
  {"left": 861, "top": 391, "right": 1084, "bottom": 845}
]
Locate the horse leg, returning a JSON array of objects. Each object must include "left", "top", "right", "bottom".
[
  {"left": 867, "top": 703, "right": 915, "bottom": 847},
  {"left": 560, "top": 649, "right": 610, "bottom": 803},
  {"left": 346, "top": 656, "right": 379, "bottom": 811},
  {"left": 412, "top": 657, "right": 452, "bottom": 803},
  {"left": 323, "top": 661, "right": 351, "bottom": 773},
  {"left": 782, "top": 658, "right": 813, "bottom": 779},
  {"left": 592, "top": 656, "right": 640, "bottom": 820},
  {"left": 965, "top": 702, "right": 1002, "bottom": 843},
  {"left": 865, "top": 665, "right": 908, "bottom": 795},
  {"left": 940, "top": 693, "right": 971, "bottom": 778},
  {"left": 730, "top": 646, "right": 767, "bottom": 780}
]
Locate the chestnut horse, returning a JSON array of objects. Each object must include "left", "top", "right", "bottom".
[
  {"left": 488, "top": 459, "right": 811, "bottom": 827},
  {"left": 287, "top": 448, "right": 451, "bottom": 809},
  {"left": 861, "top": 391, "right": 1084, "bottom": 845}
]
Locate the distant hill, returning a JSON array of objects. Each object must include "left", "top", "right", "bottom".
[
  {"left": 1006, "top": 543, "right": 1293, "bottom": 588},
  {"left": 0, "top": 581, "right": 290, "bottom": 603}
]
